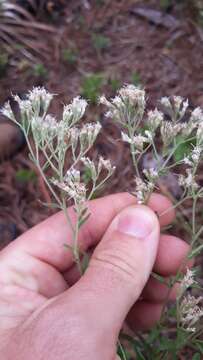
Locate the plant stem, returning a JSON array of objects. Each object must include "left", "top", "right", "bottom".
[{"left": 130, "top": 143, "right": 140, "bottom": 177}]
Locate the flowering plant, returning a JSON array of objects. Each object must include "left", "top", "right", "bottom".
[
  {"left": 1, "top": 88, "right": 115, "bottom": 273},
  {"left": 2, "top": 84, "right": 203, "bottom": 358}
]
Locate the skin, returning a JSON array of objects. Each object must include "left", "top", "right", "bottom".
[{"left": 0, "top": 192, "right": 191, "bottom": 360}]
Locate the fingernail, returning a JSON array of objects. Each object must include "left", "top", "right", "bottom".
[{"left": 117, "top": 206, "right": 155, "bottom": 238}]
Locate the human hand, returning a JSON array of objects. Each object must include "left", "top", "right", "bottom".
[{"left": 0, "top": 193, "right": 191, "bottom": 359}]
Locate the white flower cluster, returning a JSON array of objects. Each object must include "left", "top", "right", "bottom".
[
  {"left": 119, "top": 84, "right": 146, "bottom": 109},
  {"left": 28, "top": 87, "right": 53, "bottom": 114},
  {"left": 134, "top": 177, "right": 154, "bottom": 204},
  {"left": 52, "top": 168, "right": 86, "bottom": 205},
  {"left": 183, "top": 146, "right": 202, "bottom": 167},
  {"left": 63, "top": 96, "right": 88, "bottom": 127},
  {"left": 191, "top": 107, "right": 203, "bottom": 123},
  {"left": 160, "top": 95, "right": 189, "bottom": 121},
  {"left": 1, "top": 87, "right": 109, "bottom": 214},
  {"left": 81, "top": 156, "right": 115, "bottom": 182},
  {"left": 67, "top": 122, "right": 102, "bottom": 157},
  {"left": 143, "top": 168, "right": 159, "bottom": 181},
  {"left": 1, "top": 101, "right": 15, "bottom": 121},
  {"left": 180, "top": 294, "right": 203, "bottom": 332},
  {"left": 147, "top": 108, "right": 163, "bottom": 132},
  {"left": 1, "top": 87, "right": 102, "bottom": 157},
  {"left": 79, "top": 122, "right": 102, "bottom": 151},
  {"left": 179, "top": 169, "right": 199, "bottom": 193},
  {"left": 179, "top": 269, "right": 197, "bottom": 296},
  {"left": 99, "top": 84, "right": 146, "bottom": 124},
  {"left": 121, "top": 132, "right": 148, "bottom": 152}
]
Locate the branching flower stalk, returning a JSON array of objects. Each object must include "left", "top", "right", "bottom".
[
  {"left": 1, "top": 87, "right": 115, "bottom": 274},
  {"left": 99, "top": 85, "right": 203, "bottom": 348}
]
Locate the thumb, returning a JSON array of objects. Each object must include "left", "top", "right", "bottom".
[{"left": 80, "top": 205, "right": 160, "bottom": 334}]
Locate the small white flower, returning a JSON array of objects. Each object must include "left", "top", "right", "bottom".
[
  {"left": 178, "top": 169, "right": 199, "bottom": 192},
  {"left": 160, "top": 97, "right": 171, "bottom": 109},
  {"left": 63, "top": 96, "right": 87, "bottom": 126},
  {"left": 183, "top": 157, "right": 193, "bottom": 167},
  {"left": 133, "top": 135, "right": 148, "bottom": 151},
  {"left": 81, "top": 157, "right": 97, "bottom": 181},
  {"left": 13, "top": 96, "right": 33, "bottom": 119},
  {"left": 1, "top": 102, "right": 14, "bottom": 120},
  {"left": 119, "top": 84, "right": 146, "bottom": 109},
  {"left": 121, "top": 132, "right": 148, "bottom": 151},
  {"left": 98, "top": 156, "right": 115, "bottom": 174},
  {"left": 145, "top": 130, "right": 153, "bottom": 141},
  {"left": 179, "top": 294, "right": 203, "bottom": 333},
  {"left": 134, "top": 177, "right": 154, "bottom": 204},
  {"left": 160, "top": 121, "right": 180, "bottom": 146},
  {"left": 65, "top": 168, "right": 81, "bottom": 183},
  {"left": 191, "top": 107, "right": 203, "bottom": 122},
  {"left": 191, "top": 146, "right": 202, "bottom": 163},
  {"left": 147, "top": 108, "right": 163, "bottom": 131},
  {"left": 53, "top": 168, "right": 86, "bottom": 205},
  {"left": 183, "top": 147, "right": 202, "bottom": 167},
  {"left": 28, "top": 87, "right": 53, "bottom": 113},
  {"left": 179, "top": 269, "right": 196, "bottom": 295},
  {"left": 80, "top": 122, "right": 101, "bottom": 148},
  {"left": 173, "top": 96, "right": 184, "bottom": 112},
  {"left": 98, "top": 95, "right": 111, "bottom": 107},
  {"left": 143, "top": 168, "right": 158, "bottom": 181},
  {"left": 179, "top": 99, "right": 189, "bottom": 119},
  {"left": 121, "top": 132, "right": 132, "bottom": 144}
]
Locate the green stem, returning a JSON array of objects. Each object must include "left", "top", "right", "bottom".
[
  {"left": 24, "top": 133, "right": 62, "bottom": 206},
  {"left": 130, "top": 143, "right": 140, "bottom": 177}
]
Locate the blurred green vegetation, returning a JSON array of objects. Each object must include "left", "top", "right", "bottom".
[
  {"left": 15, "top": 169, "right": 36, "bottom": 183},
  {"left": 62, "top": 47, "right": 78, "bottom": 65},
  {"left": 92, "top": 33, "right": 111, "bottom": 53},
  {"left": 81, "top": 73, "right": 105, "bottom": 104}
]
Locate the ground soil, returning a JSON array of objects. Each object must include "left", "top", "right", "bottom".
[{"left": 0, "top": 0, "right": 203, "bottom": 242}]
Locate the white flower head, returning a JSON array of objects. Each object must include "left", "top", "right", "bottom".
[
  {"left": 13, "top": 95, "right": 33, "bottom": 120},
  {"left": 28, "top": 87, "right": 53, "bottom": 114},
  {"left": 179, "top": 99, "right": 189, "bottom": 119},
  {"left": 1, "top": 101, "right": 14, "bottom": 120},
  {"left": 53, "top": 168, "right": 86, "bottom": 205},
  {"left": 143, "top": 168, "right": 159, "bottom": 181},
  {"left": 65, "top": 168, "right": 81, "bottom": 183},
  {"left": 147, "top": 108, "right": 163, "bottom": 131},
  {"left": 180, "top": 294, "right": 203, "bottom": 333},
  {"left": 160, "top": 97, "right": 171, "bottom": 109},
  {"left": 121, "top": 131, "right": 148, "bottom": 151},
  {"left": 81, "top": 157, "right": 97, "bottom": 181},
  {"left": 121, "top": 131, "right": 132, "bottom": 144},
  {"left": 63, "top": 96, "right": 87, "bottom": 126},
  {"left": 178, "top": 169, "right": 199, "bottom": 192},
  {"left": 179, "top": 269, "right": 196, "bottom": 296},
  {"left": 160, "top": 121, "right": 179, "bottom": 146},
  {"left": 98, "top": 95, "right": 112, "bottom": 107},
  {"left": 134, "top": 177, "right": 154, "bottom": 204},
  {"left": 80, "top": 122, "right": 101, "bottom": 149},
  {"left": 133, "top": 135, "right": 148, "bottom": 151},
  {"left": 183, "top": 147, "right": 202, "bottom": 167},
  {"left": 173, "top": 96, "right": 184, "bottom": 112},
  {"left": 119, "top": 84, "right": 146, "bottom": 109},
  {"left": 191, "top": 107, "right": 203, "bottom": 122},
  {"left": 98, "top": 156, "right": 115, "bottom": 174}
]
